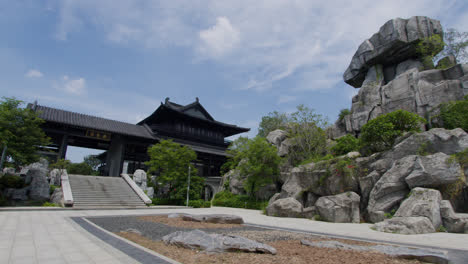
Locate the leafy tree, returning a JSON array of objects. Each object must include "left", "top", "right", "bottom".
[
  {"left": 360, "top": 110, "right": 426, "bottom": 154},
  {"left": 438, "top": 95, "right": 468, "bottom": 132},
  {"left": 234, "top": 137, "right": 281, "bottom": 198},
  {"left": 67, "top": 162, "right": 95, "bottom": 175},
  {"left": 0, "top": 97, "right": 50, "bottom": 169},
  {"left": 331, "top": 134, "right": 359, "bottom": 156},
  {"left": 257, "top": 111, "right": 290, "bottom": 137},
  {"left": 83, "top": 155, "right": 101, "bottom": 171},
  {"left": 50, "top": 158, "right": 71, "bottom": 174},
  {"left": 416, "top": 34, "right": 445, "bottom": 70},
  {"left": 436, "top": 28, "right": 468, "bottom": 64},
  {"left": 287, "top": 105, "right": 328, "bottom": 164},
  {"left": 145, "top": 139, "right": 203, "bottom": 200},
  {"left": 220, "top": 136, "right": 249, "bottom": 174}
]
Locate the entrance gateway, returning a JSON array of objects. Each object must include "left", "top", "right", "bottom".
[{"left": 27, "top": 98, "right": 249, "bottom": 184}]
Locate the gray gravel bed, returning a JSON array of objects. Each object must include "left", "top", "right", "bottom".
[{"left": 87, "top": 215, "right": 267, "bottom": 242}]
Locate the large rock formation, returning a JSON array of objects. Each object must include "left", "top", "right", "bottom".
[
  {"left": 393, "top": 187, "right": 442, "bottom": 228},
  {"left": 332, "top": 16, "right": 468, "bottom": 138},
  {"left": 27, "top": 160, "right": 50, "bottom": 201},
  {"left": 266, "top": 197, "right": 303, "bottom": 217},
  {"left": 315, "top": 192, "right": 360, "bottom": 223}
]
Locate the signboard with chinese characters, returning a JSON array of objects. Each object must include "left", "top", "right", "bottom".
[{"left": 85, "top": 129, "right": 111, "bottom": 141}]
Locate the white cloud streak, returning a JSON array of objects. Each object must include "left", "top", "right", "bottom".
[{"left": 25, "top": 69, "right": 43, "bottom": 78}]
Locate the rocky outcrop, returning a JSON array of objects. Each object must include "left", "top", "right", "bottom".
[
  {"left": 439, "top": 200, "right": 468, "bottom": 233},
  {"left": 266, "top": 197, "right": 303, "bottom": 217},
  {"left": 315, "top": 192, "right": 360, "bottom": 223},
  {"left": 331, "top": 16, "right": 468, "bottom": 138},
  {"left": 405, "top": 153, "right": 461, "bottom": 188},
  {"left": 163, "top": 229, "right": 277, "bottom": 254},
  {"left": 266, "top": 129, "right": 288, "bottom": 147},
  {"left": 344, "top": 16, "right": 443, "bottom": 88},
  {"left": 181, "top": 214, "right": 244, "bottom": 224},
  {"left": 132, "top": 169, "right": 155, "bottom": 198},
  {"left": 27, "top": 160, "right": 50, "bottom": 201},
  {"left": 394, "top": 188, "right": 442, "bottom": 228},
  {"left": 374, "top": 216, "right": 436, "bottom": 234},
  {"left": 48, "top": 169, "right": 63, "bottom": 186},
  {"left": 5, "top": 187, "right": 29, "bottom": 201},
  {"left": 50, "top": 188, "right": 64, "bottom": 207}
]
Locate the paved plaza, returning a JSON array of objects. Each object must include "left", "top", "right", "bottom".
[{"left": 1, "top": 206, "right": 467, "bottom": 263}]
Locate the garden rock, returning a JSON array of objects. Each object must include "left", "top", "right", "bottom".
[
  {"left": 48, "top": 169, "right": 63, "bottom": 186},
  {"left": 439, "top": 200, "right": 468, "bottom": 233},
  {"left": 28, "top": 161, "right": 50, "bottom": 201},
  {"left": 266, "top": 197, "right": 303, "bottom": 217},
  {"left": 405, "top": 153, "right": 461, "bottom": 188},
  {"left": 163, "top": 229, "right": 277, "bottom": 254},
  {"left": 5, "top": 187, "right": 29, "bottom": 201},
  {"left": 133, "top": 169, "right": 147, "bottom": 189},
  {"left": 224, "top": 169, "right": 246, "bottom": 195},
  {"left": 315, "top": 192, "right": 360, "bottom": 223},
  {"left": 374, "top": 216, "right": 435, "bottom": 234},
  {"left": 50, "top": 188, "right": 64, "bottom": 207},
  {"left": 302, "top": 206, "right": 317, "bottom": 219},
  {"left": 2, "top": 167, "right": 16, "bottom": 175},
  {"left": 266, "top": 129, "right": 287, "bottom": 147},
  {"left": 278, "top": 138, "right": 293, "bottom": 157},
  {"left": 394, "top": 187, "right": 442, "bottom": 228},
  {"left": 181, "top": 214, "right": 244, "bottom": 224},
  {"left": 146, "top": 187, "right": 154, "bottom": 198}
]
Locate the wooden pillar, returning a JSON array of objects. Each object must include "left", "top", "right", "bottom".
[
  {"left": 106, "top": 135, "right": 125, "bottom": 177},
  {"left": 58, "top": 134, "right": 68, "bottom": 160}
]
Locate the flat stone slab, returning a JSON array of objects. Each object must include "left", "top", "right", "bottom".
[
  {"left": 163, "top": 229, "right": 276, "bottom": 254},
  {"left": 301, "top": 240, "right": 449, "bottom": 264},
  {"left": 181, "top": 214, "right": 244, "bottom": 224}
]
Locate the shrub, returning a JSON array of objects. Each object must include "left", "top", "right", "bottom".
[
  {"left": 151, "top": 198, "right": 184, "bottom": 206},
  {"left": 331, "top": 134, "right": 359, "bottom": 156},
  {"left": 360, "top": 110, "right": 425, "bottom": 154},
  {"left": 42, "top": 202, "right": 58, "bottom": 207},
  {"left": 188, "top": 199, "right": 211, "bottom": 208},
  {"left": 212, "top": 191, "right": 268, "bottom": 210},
  {"left": 49, "top": 185, "right": 59, "bottom": 195},
  {"left": 338, "top": 109, "right": 351, "bottom": 122},
  {"left": 0, "top": 174, "right": 25, "bottom": 189},
  {"left": 67, "top": 162, "right": 95, "bottom": 175},
  {"left": 438, "top": 95, "right": 468, "bottom": 132}
]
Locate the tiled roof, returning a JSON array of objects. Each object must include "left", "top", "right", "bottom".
[{"left": 32, "top": 105, "right": 155, "bottom": 139}]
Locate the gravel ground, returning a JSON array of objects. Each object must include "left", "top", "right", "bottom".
[{"left": 87, "top": 214, "right": 267, "bottom": 242}]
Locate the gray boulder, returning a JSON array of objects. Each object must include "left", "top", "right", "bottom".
[
  {"left": 133, "top": 169, "right": 147, "bottom": 189},
  {"left": 5, "top": 187, "right": 29, "bottom": 201},
  {"left": 278, "top": 138, "right": 293, "bottom": 157},
  {"left": 302, "top": 206, "right": 317, "bottom": 219},
  {"left": 27, "top": 161, "right": 50, "bottom": 201},
  {"left": 344, "top": 16, "right": 443, "bottom": 88},
  {"left": 146, "top": 187, "right": 154, "bottom": 198},
  {"left": 266, "top": 197, "right": 303, "bottom": 218},
  {"left": 50, "top": 188, "right": 64, "bottom": 207},
  {"left": 181, "top": 214, "right": 244, "bottom": 224},
  {"left": 163, "top": 229, "right": 276, "bottom": 254},
  {"left": 266, "top": 129, "right": 287, "bottom": 147},
  {"left": 394, "top": 188, "right": 442, "bottom": 228},
  {"left": 2, "top": 167, "right": 16, "bottom": 175},
  {"left": 374, "top": 216, "right": 436, "bottom": 234},
  {"left": 315, "top": 192, "right": 360, "bottom": 223},
  {"left": 367, "top": 155, "right": 416, "bottom": 222},
  {"left": 225, "top": 169, "right": 246, "bottom": 195},
  {"left": 48, "top": 169, "right": 64, "bottom": 186},
  {"left": 439, "top": 200, "right": 468, "bottom": 233},
  {"left": 405, "top": 153, "right": 461, "bottom": 188}
]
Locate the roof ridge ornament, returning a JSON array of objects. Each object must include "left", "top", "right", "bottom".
[
  {"left": 165, "top": 97, "right": 170, "bottom": 105},
  {"left": 196, "top": 97, "right": 199, "bottom": 103}
]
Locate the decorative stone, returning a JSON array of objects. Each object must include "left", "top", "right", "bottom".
[
  {"left": 315, "top": 192, "right": 360, "bottom": 223},
  {"left": 405, "top": 153, "right": 461, "bottom": 188},
  {"left": 163, "top": 229, "right": 277, "bottom": 254},
  {"left": 266, "top": 129, "right": 288, "bottom": 147},
  {"left": 27, "top": 160, "right": 50, "bottom": 201},
  {"left": 266, "top": 197, "right": 303, "bottom": 218},
  {"left": 49, "top": 169, "right": 64, "bottom": 186},
  {"left": 133, "top": 169, "right": 147, "bottom": 187},
  {"left": 439, "top": 200, "right": 468, "bottom": 233},
  {"left": 302, "top": 206, "right": 317, "bottom": 219},
  {"left": 394, "top": 188, "right": 442, "bottom": 228},
  {"left": 50, "top": 188, "right": 64, "bottom": 207},
  {"left": 146, "top": 187, "right": 154, "bottom": 198},
  {"left": 2, "top": 167, "right": 16, "bottom": 175},
  {"left": 181, "top": 214, "right": 244, "bottom": 224},
  {"left": 5, "top": 187, "right": 29, "bottom": 201},
  {"left": 374, "top": 216, "right": 435, "bottom": 234}
]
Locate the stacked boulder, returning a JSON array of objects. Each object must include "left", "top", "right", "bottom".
[
  {"left": 132, "top": 169, "right": 154, "bottom": 198},
  {"left": 332, "top": 16, "right": 468, "bottom": 138}
]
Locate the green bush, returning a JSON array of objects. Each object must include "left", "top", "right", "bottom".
[
  {"left": 0, "top": 174, "right": 25, "bottom": 189},
  {"left": 67, "top": 162, "right": 95, "bottom": 175},
  {"left": 151, "top": 198, "right": 184, "bottom": 206},
  {"left": 212, "top": 191, "right": 268, "bottom": 210},
  {"left": 188, "top": 199, "right": 211, "bottom": 208},
  {"left": 42, "top": 202, "right": 58, "bottom": 207},
  {"left": 331, "top": 134, "right": 359, "bottom": 156},
  {"left": 338, "top": 109, "right": 351, "bottom": 122},
  {"left": 49, "top": 185, "right": 59, "bottom": 195},
  {"left": 438, "top": 95, "right": 468, "bottom": 132},
  {"left": 360, "top": 110, "right": 425, "bottom": 154}
]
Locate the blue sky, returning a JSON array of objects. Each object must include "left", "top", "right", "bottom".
[{"left": 1, "top": 0, "right": 467, "bottom": 162}]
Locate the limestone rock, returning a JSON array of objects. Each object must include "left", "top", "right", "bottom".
[
  {"left": 439, "top": 200, "right": 468, "bottom": 233},
  {"left": 278, "top": 138, "right": 293, "bottom": 157},
  {"left": 367, "top": 156, "right": 416, "bottom": 222},
  {"left": 302, "top": 206, "right": 317, "bottom": 219},
  {"left": 50, "top": 188, "right": 64, "bottom": 207},
  {"left": 48, "top": 169, "right": 63, "bottom": 186},
  {"left": 27, "top": 160, "right": 50, "bottom": 201},
  {"left": 5, "top": 187, "right": 29, "bottom": 201},
  {"left": 146, "top": 187, "right": 154, "bottom": 198},
  {"left": 225, "top": 169, "right": 246, "bottom": 195},
  {"left": 268, "top": 193, "right": 281, "bottom": 205},
  {"left": 405, "top": 153, "right": 461, "bottom": 188},
  {"left": 394, "top": 188, "right": 442, "bottom": 228},
  {"left": 374, "top": 216, "right": 436, "bottom": 234},
  {"left": 266, "top": 198, "right": 303, "bottom": 218},
  {"left": 163, "top": 229, "right": 277, "bottom": 254},
  {"left": 266, "top": 129, "right": 287, "bottom": 147},
  {"left": 315, "top": 192, "right": 360, "bottom": 223},
  {"left": 344, "top": 16, "right": 443, "bottom": 88},
  {"left": 133, "top": 169, "right": 147, "bottom": 189},
  {"left": 2, "top": 167, "right": 16, "bottom": 175},
  {"left": 181, "top": 214, "right": 244, "bottom": 224}
]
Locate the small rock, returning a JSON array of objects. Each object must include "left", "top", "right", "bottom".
[
  {"left": 266, "top": 198, "right": 303, "bottom": 218},
  {"left": 374, "top": 216, "right": 436, "bottom": 234},
  {"left": 181, "top": 214, "right": 244, "bottom": 224},
  {"left": 439, "top": 200, "right": 468, "bottom": 233},
  {"left": 50, "top": 188, "right": 64, "bottom": 207}
]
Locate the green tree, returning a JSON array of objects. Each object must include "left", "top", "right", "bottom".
[
  {"left": 67, "top": 162, "right": 95, "bottom": 175},
  {"left": 257, "top": 111, "right": 290, "bottom": 137},
  {"left": 331, "top": 134, "right": 359, "bottom": 156},
  {"left": 360, "top": 110, "right": 426, "bottom": 154},
  {"left": 438, "top": 95, "right": 468, "bottom": 131},
  {"left": 416, "top": 34, "right": 445, "bottom": 70},
  {"left": 235, "top": 137, "right": 281, "bottom": 198},
  {"left": 83, "top": 155, "right": 101, "bottom": 171},
  {"left": 436, "top": 28, "right": 468, "bottom": 64},
  {"left": 0, "top": 97, "right": 50, "bottom": 169},
  {"left": 287, "top": 105, "right": 328, "bottom": 164},
  {"left": 145, "top": 139, "right": 203, "bottom": 200},
  {"left": 50, "top": 158, "right": 71, "bottom": 174}
]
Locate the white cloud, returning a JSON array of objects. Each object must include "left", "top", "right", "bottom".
[
  {"left": 56, "top": 76, "right": 86, "bottom": 95},
  {"left": 198, "top": 17, "right": 240, "bottom": 58},
  {"left": 25, "top": 69, "right": 43, "bottom": 78},
  {"left": 52, "top": 0, "right": 462, "bottom": 91}
]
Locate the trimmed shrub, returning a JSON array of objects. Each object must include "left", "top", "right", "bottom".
[
  {"left": 212, "top": 191, "right": 268, "bottom": 210},
  {"left": 0, "top": 174, "right": 25, "bottom": 189},
  {"left": 151, "top": 198, "right": 184, "bottom": 206},
  {"left": 331, "top": 134, "right": 359, "bottom": 156},
  {"left": 360, "top": 110, "right": 425, "bottom": 154},
  {"left": 188, "top": 199, "right": 211, "bottom": 208},
  {"left": 438, "top": 95, "right": 468, "bottom": 132}
]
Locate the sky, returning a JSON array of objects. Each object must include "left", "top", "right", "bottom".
[{"left": 1, "top": 0, "right": 467, "bottom": 162}]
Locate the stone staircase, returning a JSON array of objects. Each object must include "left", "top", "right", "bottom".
[{"left": 69, "top": 175, "right": 148, "bottom": 208}]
